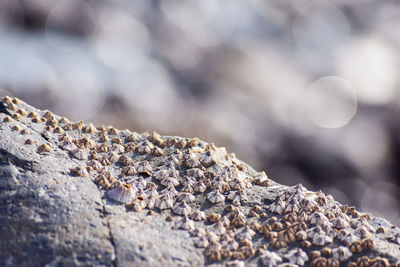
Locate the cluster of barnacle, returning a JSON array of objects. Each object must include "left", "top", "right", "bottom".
[{"left": 1, "top": 96, "right": 399, "bottom": 266}]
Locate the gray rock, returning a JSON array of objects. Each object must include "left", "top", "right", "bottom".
[{"left": 0, "top": 96, "right": 399, "bottom": 267}]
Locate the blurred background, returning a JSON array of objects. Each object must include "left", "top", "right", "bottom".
[{"left": 0, "top": 0, "right": 399, "bottom": 226}]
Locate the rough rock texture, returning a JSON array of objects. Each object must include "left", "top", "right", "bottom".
[{"left": 0, "top": 96, "right": 399, "bottom": 267}]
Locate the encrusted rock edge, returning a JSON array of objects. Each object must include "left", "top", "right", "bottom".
[{"left": 0, "top": 96, "right": 399, "bottom": 267}]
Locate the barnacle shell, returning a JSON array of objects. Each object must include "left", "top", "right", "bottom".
[
  {"left": 260, "top": 251, "right": 282, "bottom": 267},
  {"left": 70, "top": 166, "right": 89, "bottom": 177},
  {"left": 108, "top": 184, "right": 134, "bottom": 203},
  {"left": 285, "top": 248, "right": 308, "bottom": 266},
  {"left": 207, "top": 190, "right": 225, "bottom": 204},
  {"left": 332, "top": 246, "right": 352, "bottom": 262}
]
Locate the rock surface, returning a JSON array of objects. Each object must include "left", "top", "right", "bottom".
[{"left": 0, "top": 96, "right": 399, "bottom": 267}]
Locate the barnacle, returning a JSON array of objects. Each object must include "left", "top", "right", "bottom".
[
  {"left": 108, "top": 184, "right": 134, "bottom": 203},
  {"left": 194, "top": 236, "right": 209, "bottom": 248},
  {"left": 259, "top": 251, "right": 282, "bottom": 267},
  {"left": 155, "top": 194, "right": 174, "bottom": 210},
  {"left": 285, "top": 248, "right": 308, "bottom": 266},
  {"left": 71, "top": 148, "right": 88, "bottom": 160},
  {"left": 310, "top": 211, "right": 329, "bottom": 225},
  {"left": 161, "top": 177, "right": 180, "bottom": 187},
  {"left": 207, "top": 213, "right": 221, "bottom": 223},
  {"left": 230, "top": 210, "right": 246, "bottom": 227},
  {"left": 177, "top": 192, "right": 195, "bottom": 203},
  {"left": 38, "top": 143, "right": 52, "bottom": 153},
  {"left": 137, "top": 140, "right": 154, "bottom": 154},
  {"left": 175, "top": 216, "right": 195, "bottom": 230},
  {"left": 236, "top": 226, "right": 255, "bottom": 240},
  {"left": 190, "top": 227, "right": 206, "bottom": 237},
  {"left": 348, "top": 240, "right": 363, "bottom": 254},
  {"left": 173, "top": 201, "right": 192, "bottom": 215},
  {"left": 70, "top": 166, "right": 89, "bottom": 177},
  {"left": 269, "top": 198, "right": 286, "bottom": 215},
  {"left": 207, "top": 190, "right": 225, "bottom": 204},
  {"left": 227, "top": 190, "right": 248, "bottom": 205},
  {"left": 208, "top": 222, "right": 226, "bottom": 235},
  {"left": 136, "top": 161, "right": 152, "bottom": 175},
  {"left": 332, "top": 246, "right": 352, "bottom": 262}
]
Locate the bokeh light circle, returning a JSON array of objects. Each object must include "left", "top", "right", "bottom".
[{"left": 305, "top": 76, "right": 357, "bottom": 129}]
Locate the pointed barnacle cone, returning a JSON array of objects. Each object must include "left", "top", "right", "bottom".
[
  {"left": 71, "top": 148, "right": 88, "bottom": 160},
  {"left": 207, "top": 190, "right": 225, "bottom": 204},
  {"left": 70, "top": 166, "right": 89, "bottom": 177},
  {"left": 108, "top": 184, "right": 134, "bottom": 204},
  {"left": 38, "top": 143, "right": 52, "bottom": 153}
]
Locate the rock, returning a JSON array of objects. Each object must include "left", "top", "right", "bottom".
[{"left": 0, "top": 96, "right": 399, "bottom": 266}]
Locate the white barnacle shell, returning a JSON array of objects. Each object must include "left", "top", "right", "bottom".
[
  {"left": 166, "top": 155, "right": 181, "bottom": 166},
  {"left": 342, "top": 232, "right": 359, "bottom": 244},
  {"left": 155, "top": 194, "right": 174, "bottom": 210},
  {"left": 332, "top": 246, "right": 352, "bottom": 262},
  {"left": 177, "top": 192, "right": 195, "bottom": 203},
  {"left": 354, "top": 226, "right": 372, "bottom": 239},
  {"left": 143, "top": 187, "right": 158, "bottom": 197},
  {"left": 236, "top": 226, "right": 255, "bottom": 240},
  {"left": 108, "top": 184, "right": 134, "bottom": 203},
  {"left": 60, "top": 140, "right": 78, "bottom": 152},
  {"left": 181, "top": 176, "right": 195, "bottom": 187},
  {"left": 285, "top": 198, "right": 300, "bottom": 213},
  {"left": 229, "top": 178, "right": 247, "bottom": 190},
  {"left": 135, "top": 177, "right": 148, "bottom": 190},
  {"left": 145, "top": 196, "right": 157, "bottom": 209},
  {"left": 205, "top": 231, "right": 220, "bottom": 242},
  {"left": 307, "top": 226, "right": 325, "bottom": 239},
  {"left": 295, "top": 230, "right": 307, "bottom": 241},
  {"left": 137, "top": 140, "right": 154, "bottom": 154},
  {"left": 161, "top": 186, "right": 178, "bottom": 198},
  {"left": 194, "top": 236, "right": 209, "bottom": 248},
  {"left": 352, "top": 218, "right": 375, "bottom": 232},
  {"left": 207, "top": 240, "right": 222, "bottom": 251},
  {"left": 285, "top": 248, "right": 308, "bottom": 266},
  {"left": 154, "top": 169, "right": 169, "bottom": 181},
  {"left": 309, "top": 211, "right": 329, "bottom": 225},
  {"left": 71, "top": 148, "right": 88, "bottom": 160},
  {"left": 227, "top": 190, "right": 248, "bottom": 205},
  {"left": 269, "top": 198, "right": 286, "bottom": 215},
  {"left": 260, "top": 251, "right": 282, "bottom": 267},
  {"left": 208, "top": 222, "right": 226, "bottom": 235},
  {"left": 186, "top": 168, "right": 205, "bottom": 179},
  {"left": 106, "top": 151, "right": 119, "bottom": 162},
  {"left": 185, "top": 157, "right": 201, "bottom": 168},
  {"left": 222, "top": 239, "right": 239, "bottom": 250},
  {"left": 190, "top": 210, "right": 206, "bottom": 221},
  {"left": 194, "top": 181, "right": 207, "bottom": 193},
  {"left": 136, "top": 161, "right": 152, "bottom": 175},
  {"left": 122, "top": 165, "right": 137, "bottom": 176},
  {"left": 199, "top": 151, "right": 215, "bottom": 167},
  {"left": 301, "top": 196, "right": 318, "bottom": 211},
  {"left": 337, "top": 229, "right": 349, "bottom": 241},
  {"left": 110, "top": 144, "right": 125, "bottom": 153},
  {"left": 190, "top": 227, "right": 206, "bottom": 237},
  {"left": 173, "top": 201, "right": 192, "bottom": 216},
  {"left": 211, "top": 176, "right": 226, "bottom": 189},
  {"left": 161, "top": 177, "right": 180, "bottom": 188},
  {"left": 312, "top": 233, "right": 332, "bottom": 246},
  {"left": 331, "top": 216, "right": 349, "bottom": 229},
  {"left": 207, "top": 190, "right": 225, "bottom": 204},
  {"left": 176, "top": 216, "right": 195, "bottom": 230}
]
